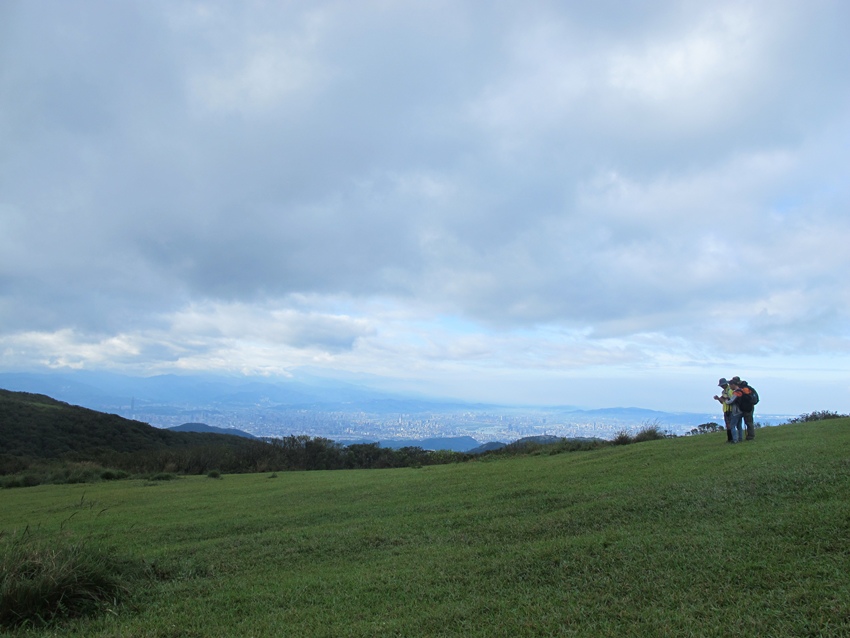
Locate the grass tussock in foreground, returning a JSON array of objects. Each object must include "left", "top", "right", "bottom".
[
  {"left": 0, "top": 533, "right": 139, "bottom": 629},
  {"left": 1, "top": 419, "right": 849, "bottom": 637}
]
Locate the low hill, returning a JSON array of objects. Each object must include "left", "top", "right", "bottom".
[{"left": 0, "top": 389, "right": 474, "bottom": 479}]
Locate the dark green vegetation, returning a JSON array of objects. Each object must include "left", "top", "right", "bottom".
[
  {"left": 787, "top": 410, "right": 850, "bottom": 423},
  {"left": 1, "top": 418, "right": 848, "bottom": 637},
  {"left": 688, "top": 421, "right": 723, "bottom": 435},
  {"left": 0, "top": 390, "right": 473, "bottom": 485},
  {"left": 0, "top": 389, "right": 659, "bottom": 488}
]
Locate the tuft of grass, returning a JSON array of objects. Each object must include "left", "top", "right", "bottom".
[{"left": 0, "top": 533, "right": 136, "bottom": 629}]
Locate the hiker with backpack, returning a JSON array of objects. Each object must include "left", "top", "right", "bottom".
[{"left": 732, "top": 377, "right": 759, "bottom": 441}]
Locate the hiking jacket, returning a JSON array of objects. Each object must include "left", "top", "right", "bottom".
[
  {"left": 725, "top": 389, "right": 744, "bottom": 415},
  {"left": 721, "top": 385, "right": 734, "bottom": 413}
]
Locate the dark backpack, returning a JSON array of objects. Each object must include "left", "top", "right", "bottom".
[
  {"left": 737, "top": 389, "right": 754, "bottom": 412},
  {"left": 748, "top": 386, "right": 759, "bottom": 405}
]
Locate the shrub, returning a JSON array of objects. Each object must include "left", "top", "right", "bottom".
[
  {"left": 688, "top": 422, "right": 722, "bottom": 436},
  {"left": 63, "top": 466, "right": 103, "bottom": 485},
  {"left": 612, "top": 425, "right": 669, "bottom": 445},
  {"left": 148, "top": 472, "right": 177, "bottom": 481},
  {"left": 207, "top": 470, "right": 222, "bottom": 479},
  {"left": 1, "top": 464, "right": 133, "bottom": 489},
  {"left": 633, "top": 426, "right": 668, "bottom": 442},
  {"left": 1, "top": 474, "right": 43, "bottom": 489},
  {"left": 0, "top": 534, "right": 136, "bottom": 628},
  {"left": 100, "top": 469, "right": 129, "bottom": 481},
  {"left": 787, "top": 411, "right": 850, "bottom": 424},
  {"left": 612, "top": 430, "right": 633, "bottom": 445}
]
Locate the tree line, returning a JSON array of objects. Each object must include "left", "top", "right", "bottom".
[{"left": 0, "top": 435, "right": 471, "bottom": 487}]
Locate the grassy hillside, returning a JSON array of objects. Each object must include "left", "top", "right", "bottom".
[{"left": 1, "top": 419, "right": 848, "bottom": 636}]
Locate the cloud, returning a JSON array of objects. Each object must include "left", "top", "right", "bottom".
[{"left": 1, "top": 0, "right": 849, "bottom": 409}]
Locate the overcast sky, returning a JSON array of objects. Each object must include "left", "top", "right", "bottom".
[{"left": 1, "top": 0, "right": 849, "bottom": 414}]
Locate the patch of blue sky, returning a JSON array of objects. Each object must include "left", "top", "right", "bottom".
[{"left": 769, "top": 195, "right": 806, "bottom": 214}]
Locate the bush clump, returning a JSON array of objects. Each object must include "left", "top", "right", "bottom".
[
  {"left": 0, "top": 474, "right": 43, "bottom": 489},
  {"left": 611, "top": 425, "right": 670, "bottom": 445},
  {"left": 147, "top": 472, "right": 177, "bottom": 481},
  {"left": 633, "top": 426, "right": 668, "bottom": 442},
  {"left": 1, "top": 464, "right": 133, "bottom": 489},
  {"left": 688, "top": 422, "right": 722, "bottom": 436},
  {"left": 787, "top": 411, "right": 850, "bottom": 424},
  {"left": 100, "top": 468, "right": 130, "bottom": 481},
  {"left": 611, "top": 430, "right": 634, "bottom": 445}
]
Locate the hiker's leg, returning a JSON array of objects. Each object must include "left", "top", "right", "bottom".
[
  {"left": 731, "top": 413, "right": 743, "bottom": 443},
  {"left": 744, "top": 412, "right": 755, "bottom": 440}
]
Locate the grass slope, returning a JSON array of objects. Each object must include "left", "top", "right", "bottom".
[{"left": 1, "top": 420, "right": 848, "bottom": 637}]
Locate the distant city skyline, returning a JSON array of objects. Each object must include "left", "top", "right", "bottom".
[{"left": 2, "top": 1, "right": 849, "bottom": 415}]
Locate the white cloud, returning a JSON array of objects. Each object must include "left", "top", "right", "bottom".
[{"left": 606, "top": 5, "right": 756, "bottom": 104}]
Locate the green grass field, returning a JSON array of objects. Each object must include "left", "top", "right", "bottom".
[{"left": 2, "top": 420, "right": 849, "bottom": 637}]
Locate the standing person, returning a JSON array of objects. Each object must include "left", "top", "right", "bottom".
[
  {"left": 713, "top": 378, "right": 734, "bottom": 443},
  {"left": 725, "top": 381, "right": 745, "bottom": 443},
  {"left": 738, "top": 380, "right": 757, "bottom": 441}
]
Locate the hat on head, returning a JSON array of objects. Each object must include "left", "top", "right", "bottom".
[
  {"left": 718, "top": 378, "right": 728, "bottom": 387},
  {"left": 730, "top": 376, "right": 741, "bottom": 384}
]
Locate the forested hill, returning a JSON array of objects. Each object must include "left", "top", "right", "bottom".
[
  {"left": 0, "top": 388, "right": 253, "bottom": 459},
  {"left": 0, "top": 388, "right": 473, "bottom": 480}
]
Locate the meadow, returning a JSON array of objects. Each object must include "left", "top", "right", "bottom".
[{"left": 2, "top": 420, "right": 849, "bottom": 637}]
